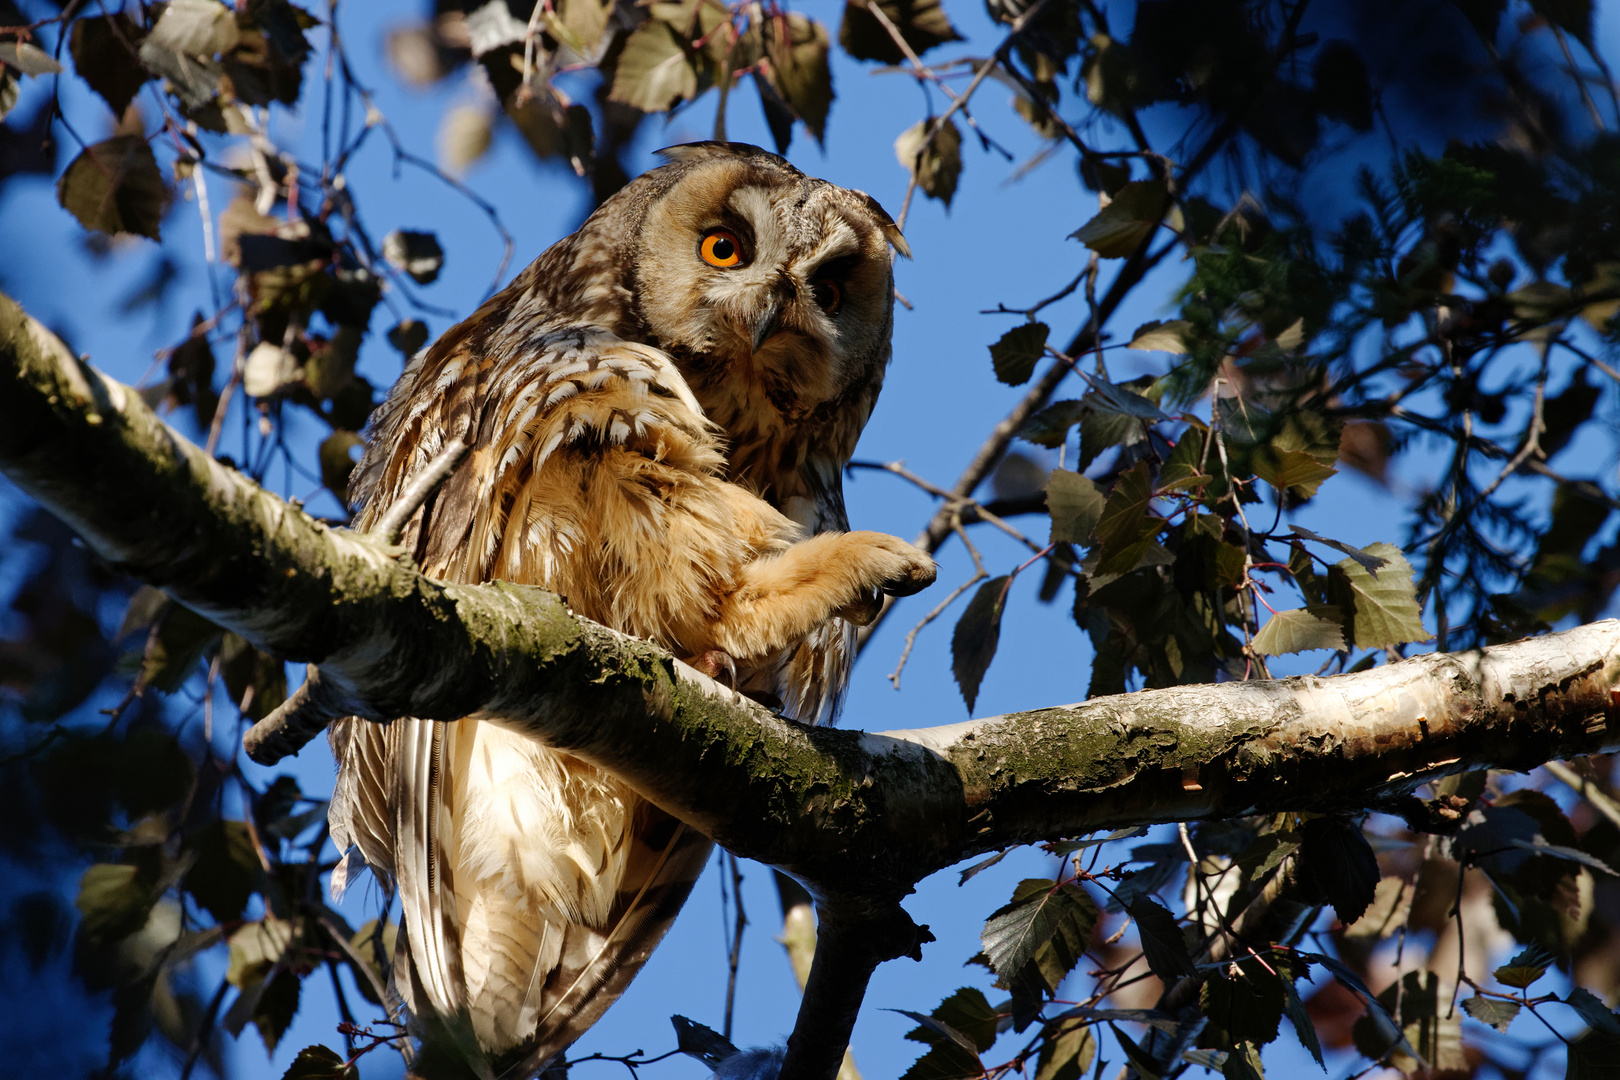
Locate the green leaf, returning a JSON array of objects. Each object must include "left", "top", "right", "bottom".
[
  {"left": 1020, "top": 400, "right": 1086, "bottom": 448},
  {"left": 839, "top": 0, "right": 963, "bottom": 64},
  {"left": 1221, "top": 1042, "right": 1264, "bottom": 1080},
  {"left": 57, "top": 136, "right": 168, "bottom": 240},
  {"left": 1071, "top": 181, "right": 1170, "bottom": 258},
  {"left": 77, "top": 862, "right": 157, "bottom": 942},
  {"left": 1568, "top": 1030, "right": 1620, "bottom": 1079},
  {"left": 1035, "top": 1021, "right": 1095, "bottom": 1080},
  {"left": 982, "top": 879, "right": 1098, "bottom": 981},
  {"left": 951, "top": 576, "right": 1009, "bottom": 713},
  {"left": 1280, "top": 974, "right": 1324, "bottom": 1068},
  {"left": 671, "top": 1015, "right": 737, "bottom": 1067},
  {"left": 928, "top": 987, "right": 999, "bottom": 1051},
  {"left": 1092, "top": 462, "right": 1160, "bottom": 575},
  {"left": 894, "top": 117, "right": 962, "bottom": 208},
  {"left": 140, "top": 600, "right": 223, "bottom": 693},
  {"left": 1078, "top": 372, "right": 1170, "bottom": 422},
  {"left": 609, "top": 21, "right": 697, "bottom": 113},
  {"left": 280, "top": 1045, "right": 356, "bottom": 1080},
  {"left": 1327, "top": 543, "right": 1429, "bottom": 649},
  {"left": 182, "top": 820, "right": 261, "bottom": 923},
  {"left": 1126, "top": 895, "right": 1195, "bottom": 982},
  {"left": 1565, "top": 989, "right": 1620, "bottom": 1038},
  {"left": 893, "top": 1008, "right": 980, "bottom": 1056},
  {"left": 990, "top": 322, "right": 1050, "bottom": 385},
  {"left": 1158, "top": 429, "right": 1210, "bottom": 492},
  {"left": 1077, "top": 399, "right": 1144, "bottom": 471},
  {"left": 1047, "top": 470, "right": 1104, "bottom": 545},
  {"left": 253, "top": 968, "right": 301, "bottom": 1055},
  {"left": 1460, "top": 993, "right": 1521, "bottom": 1033},
  {"left": 1287, "top": 526, "right": 1388, "bottom": 576},
  {"left": 1252, "top": 447, "right": 1337, "bottom": 497},
  {"left": 1251, "top": 607, "right": 1346, "bottom": 656},
  {"left": 1297, "top": 817, "right": 1380, "bottom": 925},
  {"left": 221, "top": 633, "right": 287, "bottom": 721},
  {"left": 1109, "top": 1023, "right": 1164, "bottom": 1080},
  {"left": 1494, "top": 946, "right": 1553, "bottom": 988},
  {"left": 762, "top": 14, "right": 833, "bottom": 143},
  {"left": 900, "top": 1042, "right": 982, "bottom": 1080}
]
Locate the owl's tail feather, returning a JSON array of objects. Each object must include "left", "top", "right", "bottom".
[
  {"left": 712, "top": 1046, "right": 786, "bottom": 1080},
  {"left": 491, "top": 810, "right": 715, "bottom": 1080}
]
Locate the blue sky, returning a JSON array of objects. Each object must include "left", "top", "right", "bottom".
[{"left": 4, "top": 1, "right": 1620, "bottom": 1078}]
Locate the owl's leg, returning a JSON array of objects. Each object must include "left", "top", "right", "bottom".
[{"left": 708, "top": 531, "right": 935, "bottom": 660}]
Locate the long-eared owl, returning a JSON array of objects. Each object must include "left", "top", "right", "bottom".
[{"left": 326, "top": 142, "right": 930, "bottom": 1076}]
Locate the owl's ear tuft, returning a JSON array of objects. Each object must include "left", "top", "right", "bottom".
[
  {"left": 851, "top": 189, "right": 911, "bottom": 259},
  {"left": 656, "top": 142, "right": 796, "bottom": 171}
]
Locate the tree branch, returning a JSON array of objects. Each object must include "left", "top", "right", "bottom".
[{"left": 6, "top": 289, "right": 1620, "bottom": 1076}]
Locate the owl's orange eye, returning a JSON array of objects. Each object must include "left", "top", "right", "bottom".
[{"left": 700, "top": 229, "right": 744, "bottom": 268}]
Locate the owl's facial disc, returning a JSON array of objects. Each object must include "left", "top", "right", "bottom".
[{"left": 633, "top": 160, "right": 897, "bottom": 421}]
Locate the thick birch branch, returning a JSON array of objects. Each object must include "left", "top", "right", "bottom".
[{"left": 3, "top": 290, "right": 1620, "bottom": 900}]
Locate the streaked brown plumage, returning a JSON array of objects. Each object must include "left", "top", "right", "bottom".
[{"left": 326, "top": 143, "right": 927, "bottom": 1076}]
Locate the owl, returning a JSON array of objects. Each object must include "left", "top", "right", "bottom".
[{"left": 326, "top": 142, "right": 930, "bottom": 1077}]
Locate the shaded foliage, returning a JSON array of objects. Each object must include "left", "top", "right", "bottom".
[{"left": 2, "top": 0, "right": 1620, "bottom": 1078}]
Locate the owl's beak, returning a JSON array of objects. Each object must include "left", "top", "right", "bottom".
[{"left": 749, "top": 298, "right": 785, "bottom": 353}]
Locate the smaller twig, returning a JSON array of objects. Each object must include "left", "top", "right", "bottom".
[
  {"left": 372, "top": 436, "right": 470, "bottom": 546},
  {"left": 889, "top": 523, "right": 988, "bottom": 689},
  {"left": 178, "top": 978, "right": 230, "bottom": 1080},
  {"left": 848, "top": 460, "right": 1042, "bottom": 552},
  {"left": 243, "top": 666, "right": 375, "bottom": 765},
  {"left": 722, "top": 852, "right": 748, "bottom": 1040}
]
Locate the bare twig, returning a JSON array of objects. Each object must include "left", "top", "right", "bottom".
[{"left": 371, "top": 436, "right": 470, "bottom": 546}]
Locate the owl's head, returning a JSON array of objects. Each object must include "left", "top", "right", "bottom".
[{"left": 545, "top": 143, "right": 907, "bottom": 461}]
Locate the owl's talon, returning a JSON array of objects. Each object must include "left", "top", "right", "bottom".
[
  {"left": 835, "top": 587, "right": 885, "bottom": 626},
  {"left": 689, "top": 649, "right": 738, "bottom": 687}
]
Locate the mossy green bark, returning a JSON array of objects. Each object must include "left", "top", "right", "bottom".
[{"left": 3, "top": 289, "right": 1620, "bottom": 901}]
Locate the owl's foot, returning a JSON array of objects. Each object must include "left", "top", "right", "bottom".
[{"left": 688, "top": 648, "right": 738, "bottom": 686}]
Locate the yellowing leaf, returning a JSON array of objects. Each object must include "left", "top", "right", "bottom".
[
  {"left": 243, "top": 341, "right": 299, "bottom": 398},
  {"left": 839, "top": 0, "right": 963, "bottom": 64},
  {"left": 437, "top": 103, "right": 494, "bottom": 175},
  {"left": 763, "top": 13, "right": 833, "bottom": 143},
  {"left": 609, "top": 21, "right": 697, "bottom": 113},
  {"left": 0, "top": 40, "right": 63, "bottom": 75},
  {"left": 895, "top": 116, "right": 962, "bottom": 207},
  {"left": 1252, "top": 606, "right": 1347, "bottom": 655},
  {"left": 1071, "top": 180, "right": 1169, "bottom": 258},
  {"left": 147, "top": 0, "right": 241, "bottom": 57},
  {"left": 1253, "top": 446, "right": 1338, "bottom": 497},
  {"left": 1127, "top": 318, "right": 1189, "bottom": 354}
]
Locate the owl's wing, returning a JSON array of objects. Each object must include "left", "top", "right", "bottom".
[{"left": 328, "top": 323, "right": 733, "bottom": 1068}]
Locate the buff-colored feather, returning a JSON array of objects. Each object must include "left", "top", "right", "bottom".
[{"left": 327, "top": 143, "right": 929, "bottom": 1076}]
